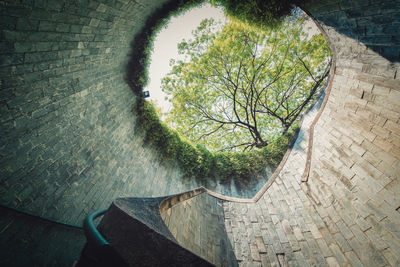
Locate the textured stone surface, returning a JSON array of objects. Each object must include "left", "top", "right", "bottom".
[
  {"left": 161, "top": 192, "right": 237, "bottom": 267},
  {"left": 0, "top": 0, "right": 189, "bottom": 227},
  {"left": 224, "top": 92, "right": 328, "bottom": 267},
  {"left": 0, "top": 0, "right": 275, "bottom": 229},
  {"left": 0, "top": 0, "right": 399, "bottom": 266},
  {"left": 223, "top": 0, "right": 400, "bottom": 266},
  {"left": 0, "top": 205, "right": 85, "bottom": 267},
  {"left": 98, "top": 197, "right": 214, "bottom": 266},
  {"left": 0, "top": 0, "right": 266, "bottom": 223}
]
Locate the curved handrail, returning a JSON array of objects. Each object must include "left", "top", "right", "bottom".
[{"left": 83, "top": 208, "right": 109, "bottom": 246}]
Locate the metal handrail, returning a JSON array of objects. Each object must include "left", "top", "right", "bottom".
[{"left": 83, "top": 209, "right": 109, "bottom": 246}]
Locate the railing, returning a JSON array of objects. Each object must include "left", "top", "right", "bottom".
[
  {"left": 77, "top": 209, "right": 128, "bottom": 267},
  {"left": 83, "top": 209, "right": 109, "bottom": 246}
]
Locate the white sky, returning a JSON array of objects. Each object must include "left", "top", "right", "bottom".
[
  {"left": 145, "top": 4, "right": 226, "bottom": 115},
  {"left": 145, "top": 5, "right": 320, "bottom": 117}
]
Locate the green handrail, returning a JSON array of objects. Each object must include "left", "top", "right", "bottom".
[{"left": 83, "top": 209, "right": 109, "bottom": 246}]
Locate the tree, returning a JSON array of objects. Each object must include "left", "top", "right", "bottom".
[{"left": 162, "top": 16, "right": 331, "bottom": 151}]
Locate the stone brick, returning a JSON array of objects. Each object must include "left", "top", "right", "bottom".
[
  {"left": 325, "top": 256, "right": 340, "bottom": 267},
  {"left": 250, "top": 244, "right": 261, "bottom": 262},
  {"left": 344, "top": 251, "right": 363, "bottom": 267},
  {"left": 39, "top": 21, "right": 57, "bottom": 32},
  {"left": 365, "top": 228, "right": 388, "bottom": 250},
  {"left": 308, "top": 223, "right": 323, "bottom": 239},
  {"left": 333, "top": 232, "right": 352, "bottom": 252},
  {"left": 384, "top": 120, "right": 400, "bottom": 134},
  {"left": 372, "top": 85, "right": 391, "bottom": 95},
  {"left": 350, "top": 164, "right": 368, "bottom": 179},
  {"left": 255, "top": 236, "right": 267, "bottom": 253},
  {"left": 381, "top": 248, "right": 400, "bottom": 267},
  {"left": 292, "top": 226, "right": 305, "bottom": 241}
]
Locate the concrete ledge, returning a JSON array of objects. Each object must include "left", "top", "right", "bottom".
[
  {"left": 159, "top": 187, "right": 206, "bottom": 212},
  {"left": 97, "top": 197, "right": 214, "bottom": 266}
]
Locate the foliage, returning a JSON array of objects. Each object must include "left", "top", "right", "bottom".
[
  {"left": 126, "top": 0, "right": 205, "bottom": 95},
  {"left": 136, "top": 98, "right": 296, "bottom": 181},
  {"left": 213, "top": 0, "right": 303, "bottom": 28},
  {"left": 126, "top": 0, "right": 325, "bottom": 183},
  {"left": 163, "top": 17, "right": 331, "bottom": 151},
  {"left": 126, "top": 0, "right": 301, "bottom": 94}
]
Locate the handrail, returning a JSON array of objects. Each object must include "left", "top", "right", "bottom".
[{"left": 83, "top": 208, "right": 109, "bottom": 246}]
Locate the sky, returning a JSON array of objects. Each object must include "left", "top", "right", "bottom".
[
  {"left": 145, "top": 5, "right": 320, "bottom": 117},
  {"left": 145, "top": 3, "right": 226, "bottom": 116}
]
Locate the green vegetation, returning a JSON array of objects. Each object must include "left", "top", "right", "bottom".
[
  {"left": 163, "top": 18, "right": 331, "bottom": 152},
  {"left": 135, "top": 99, "right": 295, "bottom": 181},
  {"left": 126, "top": 0, "right": 303, "bottom": 94},
  {"left": 126, "top": 0, "right": 329, "bottom": 183},
  {"left": 214, "top": 0, "right": 303, "bottom": 28}
]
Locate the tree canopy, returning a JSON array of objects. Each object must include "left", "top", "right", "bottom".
[{"left": 162, "top": 15, "right": 331, "bottom": 152}]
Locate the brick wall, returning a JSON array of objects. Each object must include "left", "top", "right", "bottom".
[
  {"left": 1, "top": 0, "right": 399, "bottom": 265},
  {"left": 161, "top": 192, "right": 237, "bottom": 266},
  {"left": 0, "top": 0, "right": 283, "bottom": 227},
  {"left": 0, "top": 0, "right": 194, "bottom": 226},
  {"left": 223, "top": 0, "right": 400, "bottom": 266},
  {"left": 304, "top": 0, "right": 400, "bottom": 264}
]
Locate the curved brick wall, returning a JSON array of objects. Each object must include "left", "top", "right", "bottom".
[
  {"left": 1, "top": 0, "right": 399, "bottom": 265},
  {"left": 161, "top": 191, "right": 237, "bottom": 266},
  {"left": 0, "top": 0, "right": 268, "bottom": 228},
  {"left": 223, "top": 0, "right": 400, "bottom": 266},
  {"left": 0, "top": 0, "right": 203, "bottom": 226}
]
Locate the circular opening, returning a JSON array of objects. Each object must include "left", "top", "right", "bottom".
[{"left": 128, "top": 0, "right": 332, "bottom": 197}]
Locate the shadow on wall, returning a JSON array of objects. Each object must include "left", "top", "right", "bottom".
[
  {"left": 305, "top": 0, "right": 400, "bottom": 62},
  {"left": 291, "top": 84, "right": 326, "bottom": 152}
]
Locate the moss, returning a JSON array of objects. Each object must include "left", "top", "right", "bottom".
[
  {"left": 128, "top": 0, "right": 300, "bottom": 183},
  {"left": 135, "top": 94, "right": 296, "bottom": 181}
]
